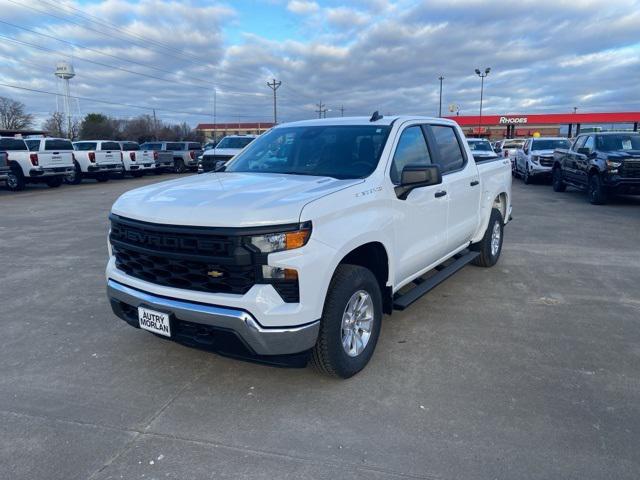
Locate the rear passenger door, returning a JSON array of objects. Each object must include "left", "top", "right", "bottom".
[
  {"left": 566, "top": 135, "right": 586, "bottom": 183},
  {"left": 426, "top": 124, "right": 481, "bottom": 250},
  {"left": 389, "top": 124, "right": 449, "bottom": 285}
]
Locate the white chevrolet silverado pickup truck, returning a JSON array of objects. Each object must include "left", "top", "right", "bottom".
[
  {"left": 2, "top": 136, "right": 74, "bottom": 191},
  {"left": 67, "top": 140, "right": 124, "bottom": 184},
  {"left": 106, "top": 115, "right": 512, "bottom": 378}
]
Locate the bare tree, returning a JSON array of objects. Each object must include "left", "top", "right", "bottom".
[
  {"left": 0, "top": 96, "right": 34, "bottom": 130},
  {"left": 42, "top": 112, "right": 65, "bottom": 138}
]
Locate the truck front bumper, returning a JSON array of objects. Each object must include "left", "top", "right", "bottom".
[
  {"left": 603, "top": 177, "right": 640, "bottom": 195},
  {"left": 107, "top": 279, "right": 319, "bottom": 356}
]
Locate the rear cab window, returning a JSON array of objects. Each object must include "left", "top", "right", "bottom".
[
  {"left": 188, "top": 143, "right": 201, "bottom": 150},
  {"left": 101, "top": 142, "right": 121, "bottom": 151},
  {"left": 166, "top": 143, "right": 184, "bottom": 151},
  {"left": 74, "top": 142, "right": 97, "bottom": 151},
  {"left": 121, "top": 142, "right": 140, "bottom": 151},
  {"left": 45, "top": 139, "right": 74, "bottom": 151},
  {"left": 0, "top": 138, "right": 28, "bottom": 151},
  {"left": 25, "top": 139, "right": 40, "bottom": 151}
]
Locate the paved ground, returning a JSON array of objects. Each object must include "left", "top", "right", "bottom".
[{"left": 1, "top": 174, "right": 639, "bottom": 480}]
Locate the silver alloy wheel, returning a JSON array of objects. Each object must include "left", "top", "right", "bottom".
[
  {"left": 66, "top": 168, "right": 76, "bottom": 182},
  {"left": 341, "top": 290, "right": 374, "bottom": 357},
  {"left": 491, "top": 221, "right": 501, "bottom": 257}
]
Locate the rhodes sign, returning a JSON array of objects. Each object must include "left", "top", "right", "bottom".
[{"left": 499, "top": 116, "right": 528, "bottom": 124}]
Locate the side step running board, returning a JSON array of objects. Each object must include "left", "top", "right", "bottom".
[{"left": 392, "top": 251, "right": 479, "bottom": 311}]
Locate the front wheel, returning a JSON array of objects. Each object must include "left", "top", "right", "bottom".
[
  {"left": 588, "top": 174, "right": 608, "bottom": 205},
  {"left": 471, "top": 208, "right": 504, "bottom": 268},
  {"left": 174, "top": 158, "right": 186, "bottom": 174},
  {"left": 64, "top": 162, "right": 82, "bottom": 185},
  {"left": 310, "top": 265, "right": 382, "bottom": 379},
  {"left": 552, "top": 167, "right": 566, "bottom": 192},
  {"left": 522, "top": 166, "right": 531, "bottom": 184}
]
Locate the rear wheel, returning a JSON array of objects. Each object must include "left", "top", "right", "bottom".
[
  {"left": 46, "top": 176, "right": 63, "bottom": 188},
  {"left": 588, "top": 173, "right": 608, "bottom": 205},
  {"left": 6, "top": 165, "right": 26, "bottom": 191},
  {"left": 310, "top": 265, "right": 382, "bottom": 379},
  {"left": 96, "top": 173, "right": 109, "bottom": 182},
  {"left": 552, "top": 167, "right": 566, "bottom": 192},
  {"left": 471, "top": 208, "right": 504, "bottom": 268},
  {"left": 64, "top": 162, "right": 82, "bottom": 185}
]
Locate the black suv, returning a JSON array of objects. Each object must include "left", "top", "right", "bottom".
[{"left": 552, "top": 132, "right": 640, "bottom": 204}]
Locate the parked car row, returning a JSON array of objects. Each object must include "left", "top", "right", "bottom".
[
  {"left": 0, "top": 138, "right": 215, "bottom": 192},
  {"left": 502, "top": 132, "right": 640, "bottom": 204}
]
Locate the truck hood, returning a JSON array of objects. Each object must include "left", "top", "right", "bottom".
[
  {"left": 111, "top": 172, "right": 361, "bottom": 227},
  {"left": 531, "top": 149, "right": 555, "bottom": 156},
  {"left": 606, "top": 150, "right": 640, "bottom": 160},
  {"left": 203, "top": 148, "right": 242, "bottom": 157}
]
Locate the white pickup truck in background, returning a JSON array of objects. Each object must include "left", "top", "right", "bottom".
[
  {"left": 3, "top": 137, "right": 74, "bottom": 191},
  {"left": 138, "top": 141, "right": 180, "bottom": 172},
  {"left": 118, "top": 141, "right": 156, "bottom": 177},
  {"left": 106, "top": 115, "right": 512, "bottom": 378},
  {"left": 68, "top": 140, "right": 124, "bottom": 184}
]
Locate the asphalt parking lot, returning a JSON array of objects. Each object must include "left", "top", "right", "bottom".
[{"left": 1, "top": 175, "right": 639, "bottom": 479}]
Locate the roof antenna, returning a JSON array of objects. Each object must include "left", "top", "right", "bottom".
[{"left": 369, "top": 111, "right": 383, "bottom": 122}]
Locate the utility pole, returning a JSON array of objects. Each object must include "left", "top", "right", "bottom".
[
  {"left": 152, "top": 109, "right": 158, "bottom": 140},
  {"left": 339, "top": 105, "right": 345, "bottom": 117},
  {"left": 438, "top": 76, "right": 444, "bottom": 117},
  {"left": 213, "top": 88, "right": 217, "bottom": 149},
  {"left": 266, "top": 78, "right": 282, "bottom": 124},
  {"left": 573, "top": 106, "right": 578, "bottom": 114},
  {"left": 474, "top": 67, "right": 491, "bottom": 137},
  {"left": 315, "top": 100, "right": 327, "bottom": 119}
]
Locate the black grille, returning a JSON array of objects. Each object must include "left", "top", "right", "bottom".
[
  {"left": 201, "top": 155, "right": 233, "bottom": 172},
  {"left": 113, "top": 245, "right": 256, "bottom": 294},
  {"left": 539, "top": 156, "right": 553, "bottom": 167},
  {"left": 110, "top": 215, "right": 300, "bottom": 302},
  {"left": 620, "top": 161, "right": 640, "bottom": 178}
]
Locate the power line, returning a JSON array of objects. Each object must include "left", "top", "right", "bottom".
[
  {"left": 315, "top": 100, "right": 327, "bottom": 118},
  {"left": 0, "top": 82, "right": 272, "bottom": 119}
]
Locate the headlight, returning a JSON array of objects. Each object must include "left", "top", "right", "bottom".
[
  {"left": 606, "top": 159, "right": 622, "bottom": 171},
  {"left": 250, "top": 223, "right": 312, "bottom": 253},
  {"left": 531, "top": 155, "right": 539, "bottom": 164}
]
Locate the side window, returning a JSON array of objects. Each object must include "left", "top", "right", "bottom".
[
  {"left": 523, "top": 140, "right": 529, "bottom": 154},
  {"left": 429, "top": 125, "right": 466, "bottom": 174},
  {"left": 572, "top": 136, "right": 586, "bottom": 151},
  {"left": 583, "top": 136, "right": 595, "bottom": 152},
  {"left": 390, "top": 126, "right": 431, "bottom": 184}
]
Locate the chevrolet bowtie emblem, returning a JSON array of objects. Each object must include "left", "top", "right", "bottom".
[{"left": 207, "top": 270, "right": 224, "bottom": 278}]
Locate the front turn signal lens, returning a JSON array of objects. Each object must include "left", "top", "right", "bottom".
[{"left": 285, "top": 229, "right": 311, "bottom": 250}]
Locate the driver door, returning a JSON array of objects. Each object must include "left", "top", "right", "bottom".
[{"left": 390, "top": 124, "right": 449, "bottom": 286}]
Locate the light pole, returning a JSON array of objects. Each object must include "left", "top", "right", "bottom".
[
  {"left": 475, "top": 67, "right": 491, "bottom": 137},
  {"left": 438, "top": 76, "right": 444, "bottom": 117}
]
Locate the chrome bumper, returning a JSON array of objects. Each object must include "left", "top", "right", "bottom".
[
  {"left": 29, "top": 166, "right": 74, "bottom": 177},
  {"left": 88, "top": 164, "right": 123, "bottom": 173},
  {"left": 107, "top": 279, "right": 319, "bottom": 356}
]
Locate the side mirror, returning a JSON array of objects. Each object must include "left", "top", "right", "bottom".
[
  {"left": 395, "top": 164, "right": 442, "bottom": 200},
  {"left": 577, "top": 147, "right": 591, "bottom": 156}
]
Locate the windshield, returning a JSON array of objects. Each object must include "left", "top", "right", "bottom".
[
  {"left": 0, "top": 138, "right": 27, "bottom": 151},
  {"left": 468, "top": 140, "right": 493, "bottom": 152},
  {"left": 532, "top": 139, "right": 570, "bottom": 151},
  {"left": 597, "top": 134, "right": 640, "bottom": 151},
  {"left": 225, "top": 125, "right": 391, "bottom": 179},
  {"left": 217, "top": 137, "right": 255, "bottom": 149}
]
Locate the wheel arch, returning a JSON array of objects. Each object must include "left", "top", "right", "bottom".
[{"left": 337, "top": 241, "right": 392, "bottom": 314}]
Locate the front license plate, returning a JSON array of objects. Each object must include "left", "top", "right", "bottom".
[{"left": 138, "top": 307, "right": 171, "bottom": 337}]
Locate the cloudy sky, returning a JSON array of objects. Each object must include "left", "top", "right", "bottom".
[{"left": 0, "top": 0, "right": 639, "bottom": 128}]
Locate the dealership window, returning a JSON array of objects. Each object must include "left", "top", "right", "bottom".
[
  {"left": 429, "top": 125, "right": 466, "bottom": 174},
  {"left": 390, "top": 126, "right": 432, "bottom": 184}
]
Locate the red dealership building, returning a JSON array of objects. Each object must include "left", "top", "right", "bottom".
[{"left": 445, "top": 112, "right": 640, "bottom": 139}]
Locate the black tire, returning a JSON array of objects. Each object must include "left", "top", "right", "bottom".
[
  {"left": 588, "top": 173, "right": 607, "bottom": 205},
  {"left": 522, "top": 166, "right": 531, "bottom": 184},
  {"left": 96, "top": 173, "right": 109, "bottom": 182},
  {"left": 471, "top": 208, "right": 504, "bottom": 268},
  {"left": 174, "top": 158, "right": 186, "bottom": 174},
  {"left": 6, "top": 164, "right": 26, "bottom": 191},
  {"left": 552, "top": 166, "right": 566, "bottom": 192},
  {"left": 64, "top": 162, "right": 82, "bottom": 185},
  {"left": 131, "top": 171, "right": 145, "bottom": 178},
  {"left": 46, "top": 176, "right": 63, "bottom": 188},
  {"left": 310, "top": 265, "right": 382, "bottom": 379}
]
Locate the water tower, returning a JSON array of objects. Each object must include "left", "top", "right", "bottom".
[{"left": 55, "top": 61, "right": 75, "bottom": 137}]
